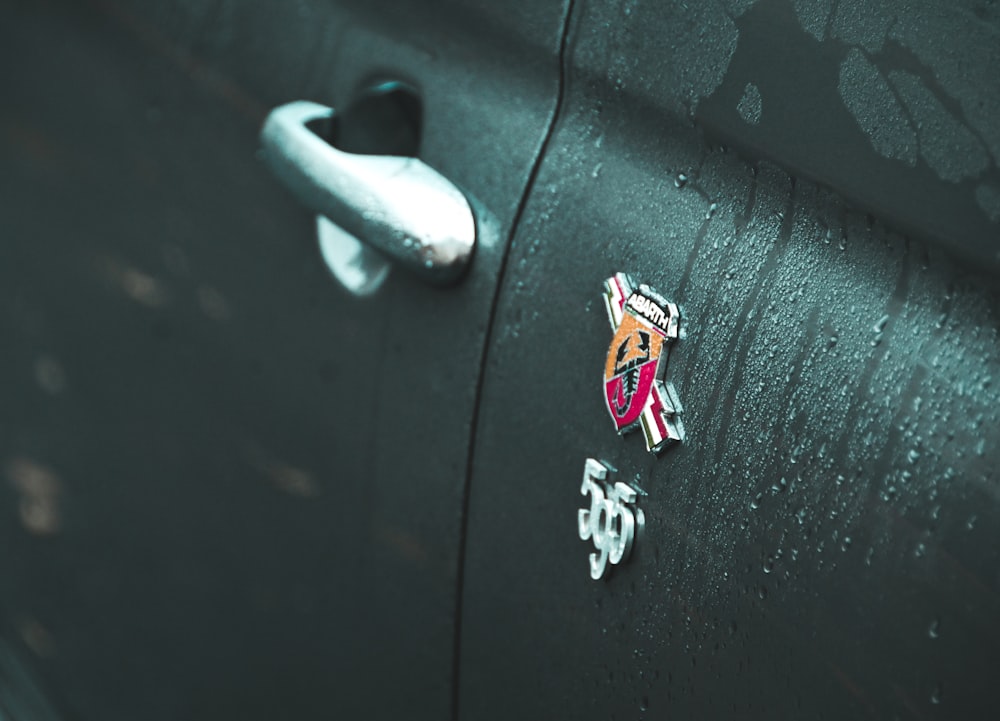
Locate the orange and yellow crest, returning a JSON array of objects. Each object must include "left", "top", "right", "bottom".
[{"left": 603, "top": 273, "right": 684, "bottom": 453}]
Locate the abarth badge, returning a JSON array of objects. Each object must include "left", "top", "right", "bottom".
[
  {"left": 578, "top": 458, "right": 643, "bottom": 580},
  {"left": 603, "top": 273, "right": 684, "bottom": 453}
]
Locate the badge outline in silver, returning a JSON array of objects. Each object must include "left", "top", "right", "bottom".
[{"left": 603, "top": 272, "right": 685, "bottom": 454}]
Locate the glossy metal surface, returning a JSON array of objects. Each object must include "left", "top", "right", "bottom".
[
  {"left": 260, "top": 100, "right": 476, "bottom": 285},
  {"left": 578, "top": 458, "right": 644, "bottom": 580},
  {"left": 315, "top": 215, "right": 391, "bottom": 297}
]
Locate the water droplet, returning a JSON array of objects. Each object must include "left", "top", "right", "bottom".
[
  {"left": 763, "top": 555, "right": 775, "bottom": 574},
  {"left": 840, "top": 536, "right": 852, "bottom": 551},
  {"left": 872, "top": 314, "right": 890, "bottom": 333},
  {"left": 928, "top": 617, "right": 940, "bottom": 639},
  {"left": 591, "top": 162, "right": 603, "bottom": 178},
  {"left": 907, "top": 448, "right": 921, "bottom": 464},
  {"left": 705, "top": 202, "right": 718, "bottom": 220},
  {"left": 737, "top": 82, "right": 763, "bottom": 125},
  {"left": 914, "top": 542, "right": 926, "bottom": 558},
  {"left": 757, "top": 585, "right": 768, "bottom": 600},
  {"left": 674, "top": 173, "right": 688, "bottom": 188},
  {"left": 639, "top": 696, "right": 649, "bottom": 711},
  {"left": 931, "top": 683, "right": 943, "bottom": 704},
  {"left": 34, "top": 355, "right": 67, "bottom": 395},
  {"left": 966, "top": 514, "right": 977, "bottom": 530}
]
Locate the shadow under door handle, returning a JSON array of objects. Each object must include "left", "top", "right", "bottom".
[{"left": 260, "top": 100, "right": 476, "bottom": 285}]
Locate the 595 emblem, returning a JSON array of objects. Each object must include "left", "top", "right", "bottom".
[
  {"left": 603, "top": 273, "right": 684, "bottom": 453},
  {"left": 578, "top": 458, "right": 643, "bottom": 580}
]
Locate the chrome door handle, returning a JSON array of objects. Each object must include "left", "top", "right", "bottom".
[{"left": 260, "top": 101, "right": 476, "bottom": 285}]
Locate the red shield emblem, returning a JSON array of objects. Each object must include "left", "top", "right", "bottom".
[{"left": 603, "top": 273, "right": 684, "bottom": 453}]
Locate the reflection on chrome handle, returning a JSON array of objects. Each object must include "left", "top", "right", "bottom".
[{"left": 259, "top": 101, "right": 476, "bottom": 286}]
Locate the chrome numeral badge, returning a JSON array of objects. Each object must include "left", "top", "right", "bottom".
[
  {"left": 603, "top": 273, "right": 684, "bottom": 453},
  {"left": 578, "top": 458, "right": 644, "bottom": 580}
]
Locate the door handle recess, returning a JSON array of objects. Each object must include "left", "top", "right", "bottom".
[{"left": 260, "top": 100, "right": 476, "bottom": 285}]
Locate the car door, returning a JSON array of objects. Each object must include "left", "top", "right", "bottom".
[
  {"left": 0, "top": 0, "right": 569, "bottom": 718},
  {"left": 457, "top": 0, "right": 1000, "bottom": 718}
]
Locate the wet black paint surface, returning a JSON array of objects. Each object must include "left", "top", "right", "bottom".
[
  {"left": 3, "top": 0, "right": 999, "bottom": 719},
  {"left": 0, "top": 0, "right": 567, "bottom": 718},
  {"left": 458, "top": 1, "right": 1000, "bottom": 718}
]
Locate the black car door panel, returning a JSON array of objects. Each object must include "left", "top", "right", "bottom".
[
  {"left": 457, "top": 1, "right": 1000, "bottom": 718},
  {"left": 0, "top": 0, "right": 569, "bottom": 718}
]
